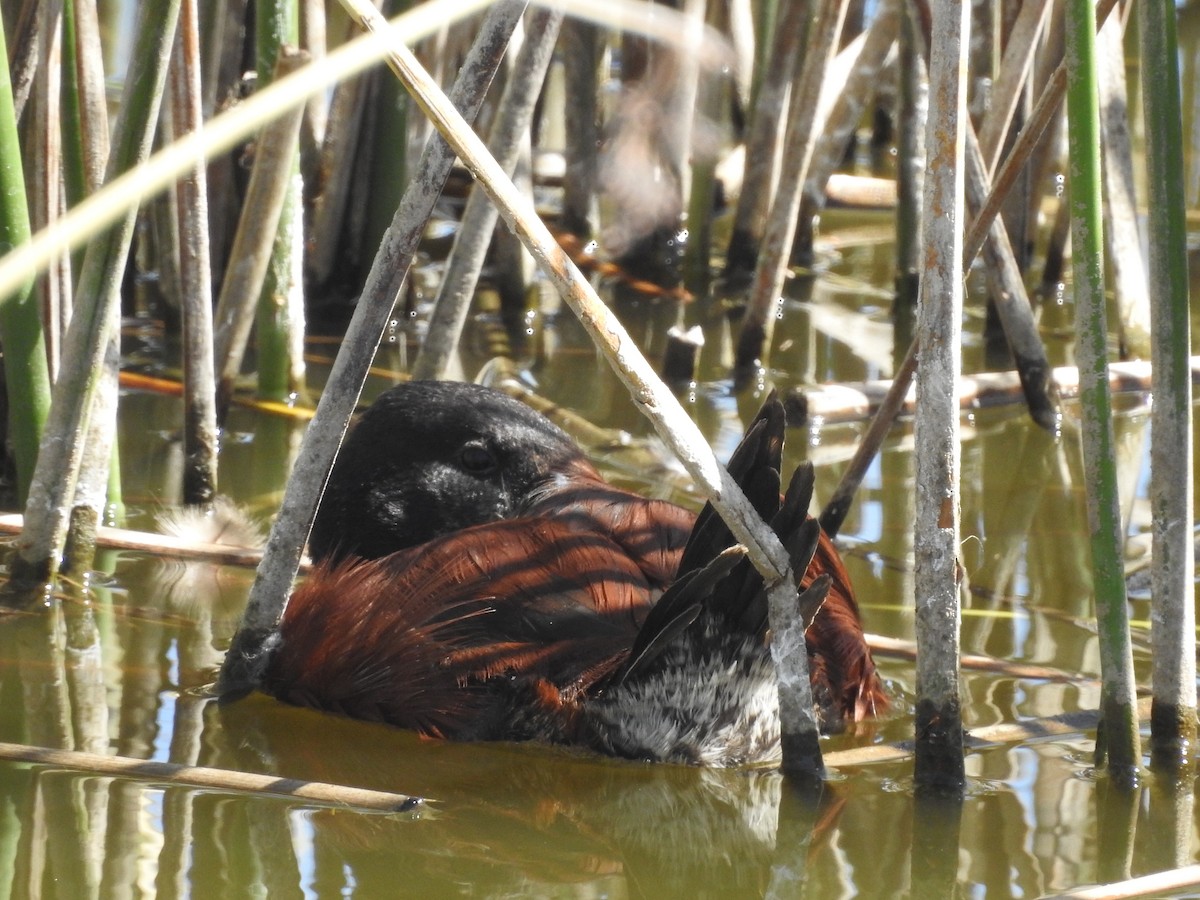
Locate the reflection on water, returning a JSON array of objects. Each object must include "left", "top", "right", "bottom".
[
  {"left": 3, "top": 313, "right": 1198, "bottom": 896},
  {"left": 5, "top": 144, "right": 1200, "bottom": 900}
]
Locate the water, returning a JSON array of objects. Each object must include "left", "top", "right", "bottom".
[
  {"left": 5, "top": 4, "right": 1200, "bottom": 893},
  {"left": 1, "top": 220, "right": 1197, "bottom": 896}
]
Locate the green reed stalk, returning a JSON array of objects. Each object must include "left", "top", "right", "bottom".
[
  {"left": 1062, "top": 0, "right": 1141, "bottom": 786},
  {"left": 11, "top": 0, "right": 182, "bottom": 587},
  {"left": 0, "top": 10, "right": 50, "bottom": 505},
  {"left": 1139, "top": 0, "right": 1196, "bottom": 772},
  {"left": 750, "top": 0, "right": 779, "bottom": 113},
  {"left": 255, "top": 0, "right": 306, "bottom": 403}
]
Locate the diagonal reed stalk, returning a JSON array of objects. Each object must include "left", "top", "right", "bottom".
[{"left": 819, "top": 0, "right": 1120, "bottom": 538}]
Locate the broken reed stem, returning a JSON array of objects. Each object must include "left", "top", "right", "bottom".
[
  {"left": 1063, "top": 0, "right": 1141, "bottom": 786},
  {"left": 962, "top": 132, "right": 1056, "bottom": 429},
  {"left": 338, "top": 0, "right": 825, "bottom": 776},
  {"left": 797, "top": 355, "right": 1185, "bottom": 430},
  {"left": 0, "top": 740, "right": 420, "bottom": 813},
  {"left": 1139, "top": 0, "right": 1197, "bottom": 772}
]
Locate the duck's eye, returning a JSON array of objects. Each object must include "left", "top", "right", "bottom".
[{"left": 460, "top": 443, "right": 497, "bottom": 474}]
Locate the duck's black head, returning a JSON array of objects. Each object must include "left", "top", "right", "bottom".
[{"left": 308, "top": 380, "right": 597, "bottom": 564}]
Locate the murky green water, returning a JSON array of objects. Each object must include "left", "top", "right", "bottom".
[
  {"left": 5, "top": 1, "right": 1200, "bottom": 892},
  {"left": 2, "top": 211, "right": 1198, "bottom": 896}
]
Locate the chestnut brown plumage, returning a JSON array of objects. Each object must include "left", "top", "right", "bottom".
[{"left": 257, "top": 381, "right": 886, "bottom": 765}]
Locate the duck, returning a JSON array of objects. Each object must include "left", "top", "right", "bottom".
[{"left": 259, "top": 380, "right": 886, "bottom": 765}]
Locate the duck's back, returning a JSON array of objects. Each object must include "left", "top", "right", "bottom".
[{"left": 265, "top": 516, "right": 660, "bottom": 741}]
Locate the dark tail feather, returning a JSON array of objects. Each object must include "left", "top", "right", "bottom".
[
  {"left": 676, "top": 396, "right": 784, "bottom": 578},
  {"left": 726, "top": 465, "right": 821, "bottom": 637},
  {"left": 617, "top": 392, "right": 886, "bottom": 730},
  {"left": 615, "top": 547, "right": 747, "bottom": 685}
]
